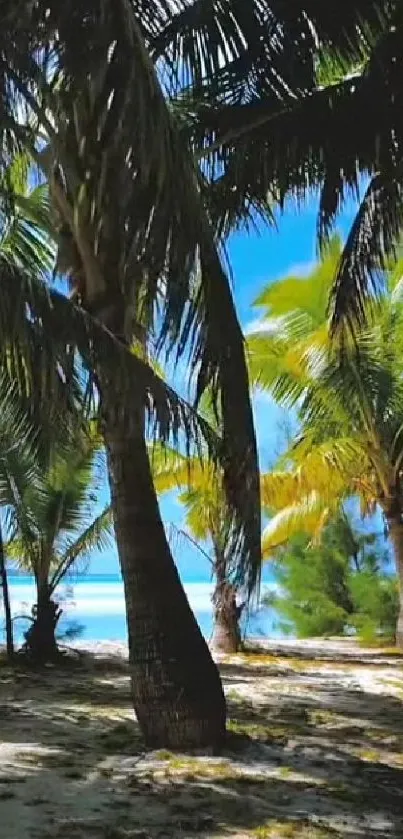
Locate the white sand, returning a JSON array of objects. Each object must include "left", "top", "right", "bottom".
[{"left": 1, "top": 639, "right": 403, "bottom": 838}]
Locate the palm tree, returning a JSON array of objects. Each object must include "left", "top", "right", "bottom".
[
  {"left": 189, "top": 2, "right": 400, "bottom": 333},
  {"left": 5, "top": 428, "right": 112, "bottom": 661},
  {"left": 152, "top": 445, "right": 245, "bottom": 654},
  {"left": 0, "top": 0, "right": 287, "bottom": 748},
  {"left": 0, "top": 153, "right": 78, "bottom": 660},
  {"left": 248, "top": 246, "right": 403, "bottom": 646},
  {"left": 0, "top": 0, "right": 383, "bottom": 745}
]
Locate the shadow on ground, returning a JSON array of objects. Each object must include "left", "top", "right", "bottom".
[{"left": 0, "top": 649, "right": 403, "bottom": 838}]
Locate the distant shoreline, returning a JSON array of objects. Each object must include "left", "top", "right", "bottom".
[{"left": 61, "top": 636, "right": 402, "bottom": 663}]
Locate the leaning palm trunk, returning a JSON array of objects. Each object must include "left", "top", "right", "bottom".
[
  {"left": 28, "top": 7, "right": 258, "bottom": 746},
  {"left": 386, "top": 516, "right": 403, "bottom": 649},
  {"left": 100, "top": 380, "right": 226, "bottom": 749},
  {"left": 0, "top": 522, "right": 13, "bottom": 659}
]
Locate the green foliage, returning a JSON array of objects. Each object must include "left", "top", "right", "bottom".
[
  {"left": 268, "top": 517, "right": 398, "bottom": 642},
  {"left": 350, "top": 571, "right": 399, "bottom": 643},
  {"left": 4, "top": 425, "right": 113, "bottom": 595},
  {"left": 250, "top": 241, "right": 403, "bottom": 565},
  {"left": 271, "top": 532, "right": 352, "bottom": 638}
]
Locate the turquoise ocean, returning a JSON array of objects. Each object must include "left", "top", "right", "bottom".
[{"left": 2, "top": 571, "right": 280, "bottom": 646}]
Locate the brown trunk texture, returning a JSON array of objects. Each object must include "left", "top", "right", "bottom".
[
  {"left": 387, "top": 517, "right": 403, "bottom": 649},
  {"left": 211, "top": 579, "right": 242, "bottom": 654},
  {"left": 24, "top": 584, "right": 60, "bottom": 661},
  {"left": 101, "top": 397, "right": 226, "bottom": 749}
]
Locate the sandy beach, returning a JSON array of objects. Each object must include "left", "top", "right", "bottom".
[{"left": 1, "top": 638, "right": 403, "bottom": 838}]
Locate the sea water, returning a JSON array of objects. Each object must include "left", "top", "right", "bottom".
[{"left": 2, "top": 572, "right": 281, "bottom": 645}]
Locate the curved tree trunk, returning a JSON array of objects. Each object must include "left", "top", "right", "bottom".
[
  {"left": 211, "top": 553, "right": 242, "bottom": 654},
  {"left": 24, "top": 582, "right": 61, "bottom": 661},
  {"left": 387, "top": 516, "right": 403, "bottom": 648},
  {"left": 0, "top": 522, "right": 13, "bottom": 660},
  {"left": 100, "top": 386, "right": 226, "bottom": 750}
]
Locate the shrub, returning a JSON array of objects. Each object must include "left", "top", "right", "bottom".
[{"left": 266, "top": 517, "right": 398, "bottom": 642}]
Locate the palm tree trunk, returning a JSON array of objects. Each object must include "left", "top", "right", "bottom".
[
  {"left": 0, "top": 521, "right": 13, "bottom": 659},
  {"left": 211, "top": 551, "right": 242, "bottom": 654},
  {"left": 25, "top": 580, "right": 60, "bottom": 661},
  {"left": 100, "top": 384, "right": 226, "bottom": 749},
  {"left": 387, "top": 516, "right": 403, "bottom": 648}
]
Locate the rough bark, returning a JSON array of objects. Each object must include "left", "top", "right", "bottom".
[
  {"left": 387, "top": 516, "right": 403, "bottom": 648},
  {"left": 24, "top": 582, "right": 61, "bottom": 661},
  {"left": 211, "top": 554, "right": 242, "bottom": 654},
  {"left": 0, "top": 522, "right": 13, "bottom": 659},
  {"left": 100, "top": 385, "right": 226, "bottom": 750}
]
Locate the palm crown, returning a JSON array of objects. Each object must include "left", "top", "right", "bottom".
[
  {"left": 248, "top": 240, "right": 403, "bottom": 645},
  {"left": 248, "top": 239, "right": 403, "bottom": 550},
  {"left": 5, "top": 428, "right": 113, "bottom": 596}
]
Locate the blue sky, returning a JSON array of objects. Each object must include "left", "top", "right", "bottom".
[{"left": 90, "top": 193, "right": 361, "bottom": 580}]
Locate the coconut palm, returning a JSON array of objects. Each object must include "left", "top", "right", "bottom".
[
  {"left": 0, "top": 382, "right": 38, "bottom": 660},
  {"left": 248, "top": 247, "right": 403, "bottom": 646},
  {"left": 0, "top": 152, "right": 84, "bottom": 659},
  {"left": 5, "top": 428, "right": 113, "bottom": 661},
  {"left": 191, "top": 1, "right": 401, "bottom": 334},
  {"left": 152, "top": 444, "right": 245, "bottom": 654},
  {"left": 0, "top": 0, "right": 386, "bottom": 746},
  {"left": 0, "top": 0, "right": 281, "bottom": 749}
]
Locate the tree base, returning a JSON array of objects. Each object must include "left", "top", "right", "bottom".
[
  {"left": 129, "top": 627, "right": 227, "bottom": 751},
  {"left": 23, "top": 599, "right": 61, "bottom": 663},
  {"left": 102, "top": 395, "right": 227, "bottom": 751},
  {"left": 211, "top": 617, "right": 242, "bottom": 654}
]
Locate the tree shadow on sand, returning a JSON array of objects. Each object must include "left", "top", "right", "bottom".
[{"left": 1, "top": 650, "right": 403, "bottom": 838}]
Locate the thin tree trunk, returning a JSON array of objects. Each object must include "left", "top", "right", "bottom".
[
  {"left": 211, "top": 552, "right": 242, "bottom": 654},
  {"left": 100, "top": 386, "right": 226, "bottom": 750},
  {"left": 387, "top": 516, "right": 403, "bottom": 648},
  {"left": 0, "top": 521, "right": 13, "bottom": 660}
]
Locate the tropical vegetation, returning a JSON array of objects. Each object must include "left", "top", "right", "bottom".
[
  {"left": 0, "top": 0, "right": 276, "bottom": 749},
  {"left": 5, "top": 429, "right": 113, "bottom": 661},
  {"left": 267, "top": 514, "right": 398, "bottom": 643},
  {"left": 0, "top": 0, "right": 403, "bottom": 751},
  {"left": 203, "top": 1, "right": 403, "bottom": 334},
  {"left": 152, "top": 441, "right": 246, "bottom": 655},
  {"left": 248, "top": 240, "right": 403, "bottom": 646}
]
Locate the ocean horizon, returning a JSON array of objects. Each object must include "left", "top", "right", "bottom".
[{"left": 1, "top": 571, "right": 281, "bottom": 645}]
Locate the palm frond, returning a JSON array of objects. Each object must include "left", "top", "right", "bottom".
[
  {"left": 247, "top": 319, "right": 331, "bottom": 407},
  {"left": 1, "top": 0, "right": 389, "bottom": 596},
  {"left": 187, "top": 73, "right": 369, "bottom": 198},
  {"left": 166, "top": 522, "right": 214, "bottom": 567},
  {"left": 1, "top": 181, "right": 56, "bottom": 279},
  {"left": 260, "top": 436, "right": 356, "bottom": 514},
  {"left": 0, "top": 378, "right": 43, "bottom": 548},
  {"left": 0, "top": 256, "right": 228, "bottom": 471},
  {"left": 11, "top": 1, "right": 263, "bottom": 595},
  {"left": 151, "top": 441, "right": 223, "bottom": 554},
  {"left": 179, "top": 485, "right": 222, "bottom": 543},
  {"left": 50, "top": 504, "right": 114, "bottom": 591},
  {"left": 151, "top": 443, "right": 210, "bottom": 494},
  {"left": 330, "top": 173, "right": 403, "bottom": 332},
  {"left": 152, "top": 0, "right": 385, "bottom": 100},
  {"left": 262, "top": 493, "right": 333, "bottom": 556},
  {"left": 254, "top": 236, "right": 342, "bottom": 323}
]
